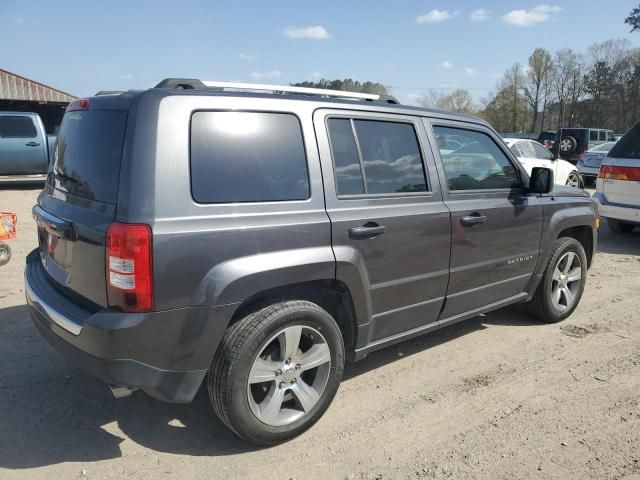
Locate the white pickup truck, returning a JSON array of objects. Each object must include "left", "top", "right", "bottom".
[{"left": 0, "top": 112, "right": 56, "bottom": 182}]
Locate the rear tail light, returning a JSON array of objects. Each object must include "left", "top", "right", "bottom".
[
  {"left": 106, "top": 222, "right": 154, "bottom": 312},
  {"left": 598, "top": 165, "right": 640, "bottom": 181},
  {"left": 578, "top": 151, "right": 585, "bottom": 162}
]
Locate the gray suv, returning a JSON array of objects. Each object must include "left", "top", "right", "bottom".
[{"left": 25, "top": 79, "right": 598, "bottom": 446}]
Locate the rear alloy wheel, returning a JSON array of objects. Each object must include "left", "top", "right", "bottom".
[
  {"left": 607, "top": 218, "right": 636, "bottom": 234},
  {"left": 565, "top": 171, "right": 583, "bottom": 188},
  {"left": 0, "top": 243, "right": 11, "bottom": 266},
  {"left": 208, "top": 300, "right": 344, "bottom": 446},
  {"left": 527, "top": 237, "right": 587, "bottom": 323}
]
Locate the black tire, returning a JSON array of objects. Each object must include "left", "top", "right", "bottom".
[
  {"left": 0, "top": 243, "right": 11, "bottom": 266},
  {"left": 607, "top": 218, "right": 636, "bottom": 234},
  {"left": 527, "top": 237, "right": 587, "bottom": 324},
  {"left": 208, "top": 300, "right": 345, "bottom": 446},
  {"left": 559, "top": 136, "right": 578, "bottom": 155}
]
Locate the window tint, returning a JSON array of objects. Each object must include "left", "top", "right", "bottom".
[
  {"left": 433, "top": 126, "right": 520, "bottom": 191},
  {"left": 327, "top": 119, "right": 364, "bottom": 195},
  {"left": 590, "top": 130, "right": 599, "bottom": 141},
  {"left": 0, "top": 116, "right": 37, "bottom": 138},
  {"left": 327, "top": 118, "right": 428, "bottom": 196},
  {"left": 190, "top": 112, "right": 309, "bottom": 203},
  {"left": 608, "top": 123, "right": 640, "bottom": 159},
  {"left": 353, "top": 120, "right": 427, "bottom": 194},
  {"left": 51, "top": 110, "right": 127, "bottom": 202},
  {"left": 532, "top": 142, "right": 552, "bottom": 160}
]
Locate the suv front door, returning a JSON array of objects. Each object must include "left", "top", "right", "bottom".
[
  {"left": 315, "top": 110, "right": 451, "bottom": 348},
  {"left": 427, "top": 121, "right": 544, "bottom": 320}
]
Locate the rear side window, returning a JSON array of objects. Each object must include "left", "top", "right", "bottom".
[
  {"left": 608, "top": 123, "right": 640, "bottom": 159},
  {"left": 0, "top": 116, "right": 37, "bottom": 138},
  {"left": 327, "top": 118, "right": 427, "bottom": 196},
  {"left": 190, "top": 112, "right": 309, "bottom": 203},
  {"left": 433, "top": 126, "right": 520, "bottom": 191},
  {"left": 590, "top": 130, "right": 598, "bottom": 141},
  {"left": 51, "top": 110, "right": 127, "bottom": 203}
]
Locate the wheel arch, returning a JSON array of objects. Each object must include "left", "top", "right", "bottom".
[{"left": 227, "top": 279, "right": 359, "bottom": 356}]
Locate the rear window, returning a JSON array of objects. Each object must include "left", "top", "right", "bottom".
[
  {"left": 190, "top": 111, "right": 309, "bottom": 203},
  {"left": 608, "top": 124, "right": 640, "bottom": 159},
  {"left": 50, "top": 110, "right": 127, "bottom": 203},
  {"left": 0, "top": 116, "right": 37, "bottom": 138}
]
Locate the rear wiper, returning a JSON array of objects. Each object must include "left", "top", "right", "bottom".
[{"left": 48, "top": 171, "right": 80, "bottom": 185}]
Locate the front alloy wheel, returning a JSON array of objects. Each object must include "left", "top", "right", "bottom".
[
  {"left": 527, "top": 237, "right": 587, "bottom": 323},
  {"left": 550, "top": 251, "right": 582, "bottom": 312},
  {"left": 565, "top": 171, "right": 582, "bottom": 188}
]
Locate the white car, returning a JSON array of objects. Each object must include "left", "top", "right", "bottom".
[
  {"left": 593, "top": 124, "right": 640, "bottom": 234},
  {"left": 504, "top": 138, "right": 582, "bottom": 188},
  {"left": 577, "top": 141, "right": 617, "bottom": 186}
]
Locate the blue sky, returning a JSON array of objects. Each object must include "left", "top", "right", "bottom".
[{"left": 1, "top": 0, "right": 638, "bottom": 104}]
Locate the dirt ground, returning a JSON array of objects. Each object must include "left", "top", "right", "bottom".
[{"left": 1, "top": 185, "right": 639, "bottom": 480}]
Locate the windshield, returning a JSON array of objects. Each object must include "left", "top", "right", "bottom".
[{"left": 50, "top": 110, "right": 127, "bottom": 203}]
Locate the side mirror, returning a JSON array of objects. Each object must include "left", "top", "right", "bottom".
[{"left": 529, "top": 167, "right": 554, "bottom": 194}]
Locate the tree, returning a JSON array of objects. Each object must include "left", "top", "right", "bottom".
[
  {"left": 479, "top": 64, "right": 529, "bottom": 133},
  {"left": 420, "top": 88, "right": 476, "bottom": 114},
  {"left": 625, "top": 4, "right": 640, "bottom": 32},
  {"left": 291, "top": 78, "right": 389, "bottom": 95},
  {"left": 552, "top": 49, "right": 579, "bottom": 128},
  {"left": 523, "top": 48, "right": 553, "bottom": 132}
]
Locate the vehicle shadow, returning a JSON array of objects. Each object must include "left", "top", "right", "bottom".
[
  {"left": 0, "top": 302, "right": 540, "bottom": 469},
  {"left": 344, "top": 304, "right": 536, "bottom": 380},
  {"left": 596, "top": 224, "right": 640, "bottom": 255}
]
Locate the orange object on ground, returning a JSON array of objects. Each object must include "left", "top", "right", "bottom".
[{"left": 0, "top": 212, "right": 17, "bottom": 241}]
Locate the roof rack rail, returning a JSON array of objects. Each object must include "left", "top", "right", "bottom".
[{"left": 154, "top": 78, "right": 399, "bottom": 104}]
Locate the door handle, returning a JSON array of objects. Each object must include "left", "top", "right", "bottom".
[
  {"left": 460, "top": 213, "right": 487, "bottom": 227},
  {"left": 348, "top": 222, "right": 387, "bottom": 239},
  {"left": 26, "top": 142, "right": 41, "bottom": 147}
]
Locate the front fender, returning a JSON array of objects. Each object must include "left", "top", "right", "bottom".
[
  {"left": 193, "top": 247, "right": 336, "bottom": 307},
  {"left": 537, "top": 200, "right": 598, "bottom": 276}
]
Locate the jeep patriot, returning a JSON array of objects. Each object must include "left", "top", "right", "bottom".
[{"left": 25, "top": 79, "right": 598, "bottom": 445}]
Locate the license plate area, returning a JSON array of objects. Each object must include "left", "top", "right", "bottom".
[{"left": 38, "top": 227, "right": 73, "bottom": 286}]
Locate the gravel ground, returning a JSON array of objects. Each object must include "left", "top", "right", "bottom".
[{"left": 1, "top": 185, "right": 639, "bottom": 480}]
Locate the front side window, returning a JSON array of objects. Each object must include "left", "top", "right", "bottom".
[
  {"left": 532, "top": 142, "right": 552, "bottom": 160},
  {"left": 0, "top": 116, "right": 37, "bottom": 138},
  {"left": 590, "top": 130, "right": 599, "bottom": 141},
  {"left": 433, "top": 126, "right": 520, "bottom": 191},
  {"left": 327, "top": 118, "right": 427, "bottom": 196},
  {"left": 190, "top": 112, "right": 310, "bottom": 203}
]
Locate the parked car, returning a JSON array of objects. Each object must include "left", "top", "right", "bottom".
[
  {"left": 504, "top": 138, "right": 582, "bottom": 188},
  {"left": 577, "top": 141, "right": 617, "bottom": 186},
  {"left": 553, "top": 128, "right": 615, "bottom": 163},
  {"left": 594, "top": 123, "right": 640, "bottom": 233},
  {"left": 25, "top": 79, "right": 598, "bottom": 446},
  {"left": 0, "top": 112, "right": 56, "bottom": 182}
]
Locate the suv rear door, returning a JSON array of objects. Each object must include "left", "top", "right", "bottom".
[
  {"left": 34, "top": 102, "right": 128, "bottom": 309},
  {"left": 427, "top": 121, "right": 544, "bottom": 319},
  {"left": 314, "top": 110, "right": 451, "bottom": 345}
]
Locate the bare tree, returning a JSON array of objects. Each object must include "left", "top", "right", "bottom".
[{"left": 524, "top": 48, "right": 553, "bottom": 132}]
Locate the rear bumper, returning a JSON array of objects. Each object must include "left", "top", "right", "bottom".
[
  {"left": 593, "top": 192, "right": 640, "bottom": 224},
  {"left": 25, "top": 251, "right": 237, "bottom": 403}
]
